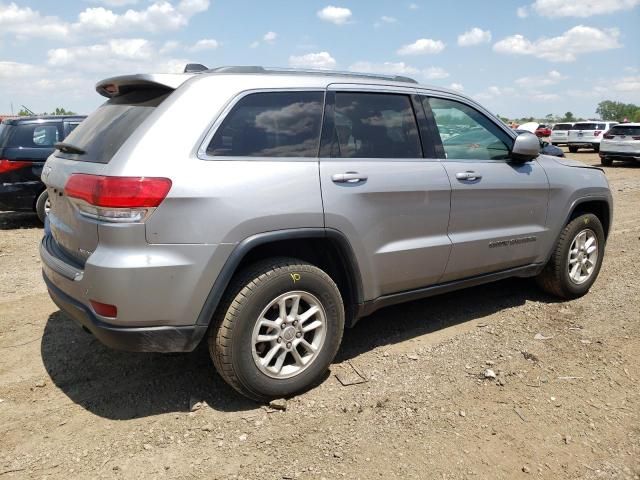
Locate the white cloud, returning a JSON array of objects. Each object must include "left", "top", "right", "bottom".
[
  {"left": 0, "top": 2, "right": 70, "bottom": 39},
  {"left": 48, "top": 39, "right": 154, "bottom": 68},
  {"left": 89, "top": 0, "right": 139, "bottom": 6},
  {"left": 493, "top": 25, "right": 621, "bottom": 62},
  {"left": 0, "top": 0, "right": 210, "bottom": 40},
  {"left": 409, "top": 3, "right": 419, "bottom": 9},
  {"left": 249, "top": 41, "right": 260, "bottom": 48},
  {"left": 188, "top": 38, "right": 218, "bottom": 51},
  {"left": 397, "top": 38, "right": 445, "bottom": 55},
  {"left": 529, "top": 0, "right": 640, "bottom": 17},
  {"left": 517, "top": 6, "right": 529, "bottom": 17},
  {"left": 423, "top": 67, "right": 449, "bottom": 79},
  {"left": 0, "top": 61, "right": 47, "bottom": 78},
  {"left": 614, "top": 76, "right": 640, "bottom": 92},
  {"left": 449, "top": 83, "right": 464, "bottom": 91},
  {"left": 349, "top": 61, "right": 419, "bottom": 75},
  {"left": 380, "top": 16, "right": 397, "bottom": 23},
  {"left": 317, "top": 5, "right": 352, "bottom": 25},
  {"left": 289, "top": 51, "right": 337, "bottom": 69},
  {"left": 532, "top": 93, "right": 561, "bottom": 101},
  {"left": 160, "top": 40, "right": 181, "bottom": 54},
  {"left": 263, "top": 31, "right": 277, "bottom": 43},
  {"left": 457, "top": 27, "right": 492, "bottom": 47},
  {"left": 515, "top": 70, "right": 567, "bottom": 87}
]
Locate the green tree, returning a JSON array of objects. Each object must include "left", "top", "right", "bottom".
[
  {"left": 53, "top": 107, "right": 76, "bottom": 115},
  {"left": 17, "top": 108, "right": 31, "bottom": 116},
  {"left": 596, "top": 100, "right": 640, "bottom": 121},
  {"left": 562, "top": 112, "right": 576, "bottom": 122}
]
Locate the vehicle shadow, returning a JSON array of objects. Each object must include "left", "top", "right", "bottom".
[
  {"left": 0, "top": 211, "right": 42, "bottom": 230},
  {"left": 41, "top": 277, "right": 558, "bottom": 419}
]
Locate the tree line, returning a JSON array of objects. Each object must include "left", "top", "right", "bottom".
[{"left": 499, "top": 100, "right": 640, "bottom": 125}]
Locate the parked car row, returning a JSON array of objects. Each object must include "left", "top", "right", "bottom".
[{"left": 0, "top": 115, "right": 86, "bottom": 221}]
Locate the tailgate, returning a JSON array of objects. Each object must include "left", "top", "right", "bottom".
[{"left": 43, "top": 156, "right": 104, "bottom": 264}]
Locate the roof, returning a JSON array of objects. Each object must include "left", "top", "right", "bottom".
[{"left": 2, "top": 115, "right": 86, "bottom": 125}]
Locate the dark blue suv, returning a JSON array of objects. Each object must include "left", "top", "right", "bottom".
[{"left": 0, "top": 116, "right": 85, "bottom": 222}]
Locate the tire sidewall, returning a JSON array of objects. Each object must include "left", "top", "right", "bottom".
[
  {"left": 558, "top": 214, "right": 605, "bottom": 297},
  {"left": 35, "top": 189, "right": 49, "bottom": 224},
  {"left": 230, "top": 266, "right": 343, "bottom": 399}
]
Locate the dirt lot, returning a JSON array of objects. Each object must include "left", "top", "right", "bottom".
[{"left": 1, "top": 149, "right": 638, "bottom": 480}]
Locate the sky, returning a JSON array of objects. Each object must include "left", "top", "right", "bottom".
[{"left": 0, "top": 0, "right": 638, "bottom": 119}]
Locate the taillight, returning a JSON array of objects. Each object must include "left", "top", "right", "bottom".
[
  {"left": 603, "top": 133, "right": 614, "bottom": 139},
  {"left": 594, "top": 131, "right": 602, "bottom": 137},
  {"left": 633, "top": 136, "right": 640, "bottom": 140},
  {"left": 64, "top": 174, "right": 172, "bottom": 223},
  {"left": 0, "top": 159, "right": 33, "bottom": 174}
]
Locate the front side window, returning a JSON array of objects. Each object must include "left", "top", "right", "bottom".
[
  {"left": 426, "top": 97, "right": 512, "bottom": 160},
  {"left": 330, "top": 92, "right": 422, "bottom": 158},
  {"left": 207, "top": 91, "right": 324, "bottom": 157}
]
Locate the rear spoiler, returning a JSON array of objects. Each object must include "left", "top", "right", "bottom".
[{"left": 95, "top": 73, "right": 195, "bottom": 98}]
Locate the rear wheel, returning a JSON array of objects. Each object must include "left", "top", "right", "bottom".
[
  {"left": 568, "top": 146, "right": 578, "bottom": 153},
  {"left": 35, "top": 190, "right": 50, "bottom": 224},
  {"left": 600, "top": 156, "right": 613, "bottom": 166},
  {"left": 536, "top": 214, "right": 605, "bottom": 299},
  {"left": 209, "top": 258, "right": 344, "bottom": 401},
  {"left": 592, "top": 144, "right": 600, "bottom": 153}
]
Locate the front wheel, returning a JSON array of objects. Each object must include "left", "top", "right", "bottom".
[
  {"left": 209, "top": 258, "right": 344, "bottom": 401},
  {"left": 536, "top": 214, "right": 605, "bottom": 299}
]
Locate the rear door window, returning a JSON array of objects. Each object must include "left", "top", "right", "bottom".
[
  {"left": 56, "top": 89, "right": 170, "bottom": 163},
  {"left": 207, "top": 91, "right": 324, "bottom": 157},
  {"left": 329, "top": 92, "right": 422, "bottom": 158}
]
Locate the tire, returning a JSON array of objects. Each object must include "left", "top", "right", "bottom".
[
  {"left": 592, "top": 144, "right": 600, "bottom": 153},
  {"left": 568, "top": 146, "right": 578, "bottom": 153},
  {"left": 536, "top": 213, "right": 605, "bottom": 299},
  {"left": 209, "top": 258, "right": 344, "bottom": 401},
  {"left": 600, "top": 156, "right": 613, "bottom": 166},
  {"left": 35, "top": 190, "right": 50, "bottom": 224}
]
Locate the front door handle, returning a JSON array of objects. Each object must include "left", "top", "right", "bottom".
[
  {"left": 455, "top": 171, "right": 482, "bottom": 181},
  {"left": 332, "top": 172, "right": 368, "bottom": 184}
]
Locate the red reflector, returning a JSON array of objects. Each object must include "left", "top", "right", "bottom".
[
  {"left": 0, "top": 159, "right": 33, "bottom": 174},
  {"left": 90, "top": 300, "right": 117, "bottom": 318},
  {"left": 64, "top": 175, "right": 172, "bottom": 208},
  {"left": 633, "top": 136, "right": 640, "bottom": 140},
  {"left": 594, "top": 131, "right": 602, "bottom": 137},
  {"left": 603, "top": 134, "right": 614, "bottom": 139}
]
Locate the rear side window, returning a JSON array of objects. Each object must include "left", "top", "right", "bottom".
[
  {"left": 609, "top": 125, "right": 640, "bottom": 135},
  {"left": 426, "top": 97, "right": 512, "bottom": 160},
  {"left": 330, "top": 92, "right": 422, "bottom": 158},
  {"left": 553, "top": 123, "right": 572, "bottom": 130},
  {"left": 207, "top": 91, "right": 324, "bottom": 157},
  {"left": 5, "top": 123, "right": 60, "bottom": 148},
  {"left": 57, "top": 89, "right": 170, "bottom": 163}
]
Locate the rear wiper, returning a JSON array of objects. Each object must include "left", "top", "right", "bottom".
[{"left": 55, "top": 142, "right": 86, "bottom": 155}]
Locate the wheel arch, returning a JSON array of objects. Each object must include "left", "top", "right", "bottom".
[
  {"left": 196, "top": 228, "right": 364, "bottom": 328},
  {"left": 568, "top": 197, "right": 611, "bottom": 239}
]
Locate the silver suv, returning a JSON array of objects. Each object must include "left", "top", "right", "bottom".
[{"left": 40, "top": 66, "right": 613, "bottom": 401}]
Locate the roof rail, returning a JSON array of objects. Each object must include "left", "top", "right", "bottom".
[{"left": 202, "top": 65, "right": 418, "bottom": 84}]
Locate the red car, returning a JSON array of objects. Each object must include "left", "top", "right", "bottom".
[{"left": 535, "top": 124, "right": 552, "bottom": 137}]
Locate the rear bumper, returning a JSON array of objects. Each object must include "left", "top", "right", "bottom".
[
  {"left": 599, "top": 151, "right": 640, "bottom": 160},
  {"left": 0, "top": 182, "right": 42, "bottom": 211},
  {"left": 43, "top": 272, "right": 207, "bottom": 352}
]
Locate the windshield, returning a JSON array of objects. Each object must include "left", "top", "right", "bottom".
[
  {"left": 609, "top": 125, "right": 640, "bottom": 136},
  {"left": 55, "top": 88, "right": 170, "bottom": 163}
]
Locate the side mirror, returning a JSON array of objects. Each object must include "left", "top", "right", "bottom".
[{"left": 511, "top": 132, "right": 540, "bottom": 162}]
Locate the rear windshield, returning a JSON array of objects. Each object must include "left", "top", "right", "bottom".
[
  {"left": 56, "top": 88, "right": 170, "bottom": 163},
  {"left": 571, "top": 123, "right": 606, "bottom": 130},
  {"left": 0, "top": 122, "right": 61, "bottom": 148},
  {"left": 609, "top": 125, "right": 640, "bottom": 136},
  {"left": 553, "top": 123, "right": 572, "bottom": 130}
]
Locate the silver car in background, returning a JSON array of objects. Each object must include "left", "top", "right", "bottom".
[
  {"left": 599, "top": 123, "right": 640, "bottom": 165},
  {"left": 550, "top": 122, "right": 574, "bottom": 146},
  {"left": 567, "top": 121, "right": 618, "bottom": 153},
  {"left": 40, "top": 66, "right": 613, "bottom": 401}
]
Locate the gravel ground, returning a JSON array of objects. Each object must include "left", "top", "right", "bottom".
[{"left": 0, "top": 149, "right": 638, "bottom": 480}]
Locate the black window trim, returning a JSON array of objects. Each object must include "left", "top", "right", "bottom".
[
  {"left": 320, "top": 89, "right": 426, "bottom": 160},
  {"left": 197, "top": 88, "right": 327, "bottom": 162},
  {"left": 420, "top": 94, "right": 517, "bottom": 163}
]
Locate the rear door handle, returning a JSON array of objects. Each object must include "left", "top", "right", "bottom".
[
  {"left": 455, "top": 171, "right": 482, "bottom": 181},
  {"left": 332, "top": 172, "right": 368, "bottom": 184}
]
